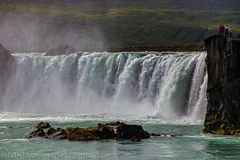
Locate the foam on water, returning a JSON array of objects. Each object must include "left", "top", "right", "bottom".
[
  {"left": 0, "top": 138, "right": 29, "bottom": 143},
  {"left": 0, "top": 52, "right": 207, "bottom": 124},
  {"left": 0, "top": 112, "right": 203, "bottom": 125},
  {"left": 0, "top": 125, "right": 8, "bottom": 129}
]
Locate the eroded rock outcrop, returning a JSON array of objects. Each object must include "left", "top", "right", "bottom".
[
  {"left": 0, "top": 44, "right": 15, "bottom": 101},
  {"left": 26, "top": 121, "right": 151, "bottom": 141},
  {"left": 36, "top": 121, "right": 51, "bottom": 129},
  {"left": 203, "top": 35, "right": 240, "bottom": 135}
]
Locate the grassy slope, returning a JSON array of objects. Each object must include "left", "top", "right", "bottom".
[{"left": 0, "top": 0, "right": 239, "bottom": 51}]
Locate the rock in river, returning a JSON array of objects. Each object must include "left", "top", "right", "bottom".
[
  {"left": 36, "top": 121, "right": 51, "bottom": 129},
  {"left": 26, "top": 121, "right": 151, "bottom": 141}
]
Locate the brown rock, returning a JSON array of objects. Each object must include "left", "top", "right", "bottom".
[
  {"left": 46, "top": 127, "right": 57, "bottom": 136},
  {"left": 26, "top": 129, "right": 45, "bottom": 139},
  {"left": 48, "top": 128, "right": 67, "bottom": 139},
  {"left": 150, "top": 133, "right": 161, "bottom": 136},
  {"left": 66, "top": 127, "right": 99, "bottom": 141},
  {"left": 27, "top": 121, "right": 151, "bottom": 141},
  {"left": 36, "top": 121, "right": 51, "bottom": 129}
]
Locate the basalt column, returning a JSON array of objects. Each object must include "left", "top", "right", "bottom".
[{"left": 203, "top": 35, "right": 240, "bottom": 135}]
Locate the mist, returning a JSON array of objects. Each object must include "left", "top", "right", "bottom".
[
  {"left": 0, "top": 52, "right": 207, "bottom": 123},
  {"left": 1, "top": 0, "right": 239, "bottom": 52},
  {"left": 0, "top": 7, "right": 106, "bottom": 52}
]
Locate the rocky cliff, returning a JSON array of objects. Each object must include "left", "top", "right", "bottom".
[
  {"left": 203, "top": 35, "right": 240, "bottom": 135},
  {"left": 0, "top": 44, "right": 15, "bottom": 101}
]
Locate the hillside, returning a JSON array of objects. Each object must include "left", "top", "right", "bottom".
[{"left": 0, "top": 0, "right": 239, "bottom": 51}]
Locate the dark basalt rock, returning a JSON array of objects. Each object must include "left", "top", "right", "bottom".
[
  {"left": 45, "top": 45, "right": 76, "bottom": 56},
  {"left": 46, "top": 127, "right": 56, "bottom": 136},
  {"left": 36, "top": 121, "right": 51, "bottom": 129},
  {"left": 48, "top": 128, "right": 67, "bottom": 139},
  {"left": 115, "top": 122, "right": 150, "bottom": 139},
  {"left": 66, "top": 127, "right": 100, "bottom": 141},
  {"left": 0, "top": 44, "right": 13, "bottom": 63},
  {"left": 27, "top": 121, "right": 151, "bottom": 141},
  {"left": 0, "top": 44, "right": 15, "bottom": 102},
  {"left": 97, "top": 123, "right": 116, "bottom": 139},
  {"left": 150, "top": 133, "right": 161, "bottom": 136},
  {"left": 26, "top": 128, "right": 45, "bottom": 139},
  {"left": 131, "top": 136, "right": 141, "bottom": 142},
  {"left": 203, "top": 35, "right": 240, "bottom": 135},
  {"left": 150, "top": 133, "right": 175, "bottom": 137}
]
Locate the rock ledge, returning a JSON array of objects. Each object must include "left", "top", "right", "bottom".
[{"left": 203, "top": 35, "right": 240, "bottom": 135}]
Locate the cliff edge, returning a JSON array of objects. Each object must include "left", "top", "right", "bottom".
[
  {"left": 203, "top": 35, "right": 240, "bottom": 135},
  {"left": 0, "top": 44, "right": 15, "bottom": 101}
]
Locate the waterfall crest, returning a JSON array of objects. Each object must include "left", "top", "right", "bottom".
[{"left": 0, "top": 52, "right": 207, "bottom": 122}]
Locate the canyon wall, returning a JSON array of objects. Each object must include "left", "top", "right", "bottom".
[{"left": 203, "top": 35, "right": 240, "bottom": 135}]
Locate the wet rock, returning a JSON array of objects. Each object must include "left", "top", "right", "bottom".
[
  {"left": 26, "top": 129, "right": 45, "bottom": 139},
  {"left": 98, "top": 121, "right": 150, "bottom": 139},
  {"left": 48, "top": 128, "right": 67, "bottom": 139},
  {"left": 97, "top": 123, "right": 115, "bottom": 139},
  {"left": 131, "top": 136, "right": 141, "bottom": 142},
  {"left": 165, "top": 134, "right": 175, "bottom": 137},
  {"left": 150, "top": 133, "right": 161, "bottom": 136},
  {"left": 203, "top": 35, "right": 240, "bottom": 135},
  {"left": 46, "top": 127, "right": 56, "bottom": 136},
  {"left": 27, "top": 121, "right": 151, "bottom": 141},
  {"left": 66, "top": 127, "right": 100, "bottom": 141},
  {"left": 45, "top": 45, "right": 76, "bottom": 56},
  {"left": 151, "top": 133, "right": 175, "bottom": 137},
  {"left": 0, "top": 43, "right": 14, "bottom": 67},
  {"left": 36, "top": 121, "right": 51, "bottom": 129},
  {"left": 116, "top": 122, "right": 150, "bottom": 139}
]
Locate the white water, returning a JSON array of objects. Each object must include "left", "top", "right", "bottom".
[{"left": 0, "top": 52, "right": 207, "bottom": 123}]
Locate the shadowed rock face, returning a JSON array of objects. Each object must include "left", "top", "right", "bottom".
[
  {"left": 0, "top": 44, "right": 15, "bottom": 102},
  {"left": 203, "top": 35, "right": 240, "bottom": 135}
]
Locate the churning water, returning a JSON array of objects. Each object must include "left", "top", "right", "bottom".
[
  {"left": 0, "top": 52, "right": 207, "bottom": 123},
  {"left": 2, "top": 52, "right": 240, "bottom": 160}
]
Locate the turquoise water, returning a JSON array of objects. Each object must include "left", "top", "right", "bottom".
[{"left": 1, "top": 114, "right": 240, "bottom": 160}]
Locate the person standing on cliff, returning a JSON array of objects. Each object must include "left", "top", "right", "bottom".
[
  {"left": 228, "top": 26, "right": 232, "bottom": 38},
  {"left": 218, "top": 25, "right": 225, "bottom": 35},
  {"left": 225, "top": 26, "right": 232, "bottom": 38},
  {"left": 224, "top": 26, "right": 230, "bottom": 38}
]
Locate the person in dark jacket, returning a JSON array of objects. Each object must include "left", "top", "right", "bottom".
[
  {"left": 224, "top": 26, "right": 230, "bottom": 38},
  {"left": 229, "top": 26, "right": 232, "bottom": 38}
]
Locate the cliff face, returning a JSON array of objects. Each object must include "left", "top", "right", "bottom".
[
  {"left": 0, "top": 44, "right": 15, "bottom": 101},
  {"left": 203, "top": 35, "right": 240, "bottom": 135}
]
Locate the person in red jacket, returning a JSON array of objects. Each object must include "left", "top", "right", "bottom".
[{"left": 218, "top": 25, "right": 225, "bottom": 35}]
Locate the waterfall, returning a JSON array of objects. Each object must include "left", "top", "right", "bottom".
[{"left": 0, "top": 52, "right": 207, "bottom": 122}]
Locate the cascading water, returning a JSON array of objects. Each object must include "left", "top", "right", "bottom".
[{"left": 0, "top": 52, "right": 207, "bottom": 123}]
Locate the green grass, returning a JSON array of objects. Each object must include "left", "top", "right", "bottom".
[{"left": 0, "top": 1, "right": 239, "bottom": 51}]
